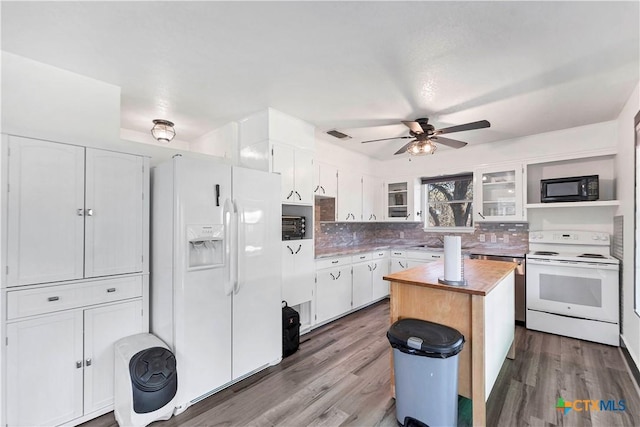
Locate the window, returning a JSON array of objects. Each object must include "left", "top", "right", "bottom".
[{"left": 422, "top": 173, "right": 473, "bottom": 230}]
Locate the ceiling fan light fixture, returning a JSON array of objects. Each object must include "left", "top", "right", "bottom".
[
  {"left": 151, "top": 119, "right": 176, "bottom": 143},
  {"left": 407, "top": 140, "right": 437, "bottom": 156}
]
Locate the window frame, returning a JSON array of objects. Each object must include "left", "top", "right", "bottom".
[{"left": 421, "top": 173, "right": 475, "bottom": 233}]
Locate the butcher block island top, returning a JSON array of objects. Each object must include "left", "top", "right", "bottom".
[
  {"left": 383, "top": 258, "right": 517, "bottom": 296},
  {"left": 384, "top": 259, "right": 517, "bottom": 427}
]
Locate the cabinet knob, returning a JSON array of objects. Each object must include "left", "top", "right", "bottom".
[
  {"left": 320, "top": 186, "right": 325, "bottom": 194},
  {"left": 47, "top": 296, "right": 59, "bottom": 302},
  {"left": 85, "top": 358, "right": 92, "bottom": 367},
  {"left": 314, "top": 185, "right": 320, "bottom": 193},
  {"left": 295, "top": 245, "right": 302, "bottom": 254},
  {"left": 106, "top": 288, "right": 116, "bottom": 293},
  {"left": 76, "top": 361, "right": 82, "bottom": 369},
  {"left": 77, "top": 208, "right": 84, "bottom": 216},
  {"left": 295, "top": 191, "right": 301, "bottom": 200},
  {"left": 86, "top": 208, "right": 94, "bottom": 216},
  {"left": 286, "top": 190, "right": 294, "bottom": 200},
  {"left": 287, "top": 245, "right": 294, "bottom": 254},
  {"left": 478, "top": 211, "right": 486, "bottom": 219}
]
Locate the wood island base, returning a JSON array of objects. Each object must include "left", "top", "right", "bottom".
[{"left": 385, "top": 259, "right": 517, "bottom": 426}]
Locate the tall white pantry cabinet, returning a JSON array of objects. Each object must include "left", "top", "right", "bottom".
[{"left": 0, "top": 135, "right": 150, "bottom": 427}]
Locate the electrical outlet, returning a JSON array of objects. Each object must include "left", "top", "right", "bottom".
[
  {"left": 478, "top": 234, "right": 485, "bottom": 242},
  {"left": 503, "top": 233, "right": 510, "bottom": 244},
  {"left": 490, "top": 233, "right": 497, "bottom": 243},
  {"left": 400, "top": 231, "right": 405, "bottom": 239}
]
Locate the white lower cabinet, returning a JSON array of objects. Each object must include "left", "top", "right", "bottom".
[
  {"left": 352, "top": 251, "right": 390, "bottom": 308},
  {"left": 371, "top": 252, "right": 391, "bottom": 300},
  {"left": 6, "top": 291, "right": 144, "bottom": 426},
  {"left": 281, "top": 240, "right": 315, "bottom": 306},
  {"left": 315, "top": 257, "right": 352, "bottom": 324},
  {"left": 314, "top": 251, "right": 390, "bottom": 326},
  {"left": 7, "top": 310, "right": 84, "bottom": 427},
  {"left": 390, "top": 250, "right": 408, "bottom": 273},
  {"left": 352, "top": 257, "right": 373, "bottom": 309}
]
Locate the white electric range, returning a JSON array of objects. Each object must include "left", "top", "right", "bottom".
[{"left": 526, "top": 230, "right": 620, "bottom": 346}]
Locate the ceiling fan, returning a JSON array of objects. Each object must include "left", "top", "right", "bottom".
[{"left": 361, "top": 118, "right": 490, "bottom": 155}]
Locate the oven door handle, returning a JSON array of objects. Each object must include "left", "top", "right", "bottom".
[{"left": 527, "top": 258, "right": 619, "bottom": 270}]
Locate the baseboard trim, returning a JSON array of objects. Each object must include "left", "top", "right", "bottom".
[{"left": 620, "top": 338, "right": 640, "bottom": 391}]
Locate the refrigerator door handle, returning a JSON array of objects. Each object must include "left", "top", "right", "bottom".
[
  {"left": 223, "top": 198, "right": 234, "bottom": 296},
  {"left": 232, "top": 199, "right": 240, "bottom": 294}
]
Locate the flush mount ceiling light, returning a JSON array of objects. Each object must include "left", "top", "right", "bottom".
[
  {"left": 407, "top": 140, "right": 437, "bottom": 156},
  {"left": 151, "top": 119, "right": 176, "bottom": 143}
]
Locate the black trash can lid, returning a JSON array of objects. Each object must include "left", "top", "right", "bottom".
[
  {"left": 130, "top": 346, "right": 177, "bottom": 392},
  {"left": 387, "top": 318, "right": 465, "bottom": 358}
]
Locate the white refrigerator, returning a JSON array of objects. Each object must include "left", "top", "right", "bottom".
[{"left": 151, "top": 155, "right": 282, "bottom": 413}]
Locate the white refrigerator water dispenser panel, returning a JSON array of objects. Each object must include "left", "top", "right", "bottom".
[{"left": 187, "top": 224, "right": 224, "bottom": 269}]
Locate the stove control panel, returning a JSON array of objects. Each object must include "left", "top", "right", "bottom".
[{"left": 529, "top": 230, "right": 610, "bottom": 245}]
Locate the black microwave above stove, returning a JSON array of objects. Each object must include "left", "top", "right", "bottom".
[{"left": 540, "top": 175, "right": 599, "bottom": 203}]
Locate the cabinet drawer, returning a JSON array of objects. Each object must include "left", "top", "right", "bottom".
[
  {"left": 351, "top": 253, "right": 372, "bottom": 263},
  {"left": 390, "top": 250, "right": 406, "bottom": 258},
  {"left": 316, "top": 257, "right": 350, "bottom": 270},
  {"left": 406, "top": 251, "right": 443, "bottom": 261},
  {"left": 373, "top": 250, "right": 389, "bottom": 259},
  {"left": 7, "top": 276, "right": 143, "bottom": 320}
]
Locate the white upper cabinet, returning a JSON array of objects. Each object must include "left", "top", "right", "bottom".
[
  {"left": 314, "top": 161, "right": 338, "bottom": 198},
  {"left": 385, "top": 179, "right": 419, "bottom": 221},
  {"left": 362, "top": 175, "right": 383, "bottom": 222},
  {"left": 271, "top": 143, "right": 314, "bottom": 205},
  {"left": 337, "top": 169, "right": 362, "bottom": 221},
  {"left": 294, "top": 149, "right": 314, "bottom": 205},
  {"left": 85, "top": 149, "right": 144, "bottom": 278},
  {"left": 473, "top": 163, "right": 525, "bottom": 222},
  {"left": 7, "top": 137, "right": 86, "bottom": 286},
  {"left": 5, "top": 136, "right": 147, "bottom": 287}
]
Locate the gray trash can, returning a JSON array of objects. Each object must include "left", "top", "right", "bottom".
[{"left": 387, "top": 318, "right": 465, "bottom": 427}]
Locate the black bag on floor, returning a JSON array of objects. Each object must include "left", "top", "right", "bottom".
[{"left": 282, "top": 301, "right": 301, "bottom": 357}]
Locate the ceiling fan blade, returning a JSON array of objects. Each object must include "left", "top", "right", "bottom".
[
  {"left": 435, "top": 120, "right": 490, "bottom": 135},
  {"left": 401, "top": 121, "right": 424, "bottom": 134},
  {"left": 361, "top": 136, "right": 412, "bottom": 144},
  {"left": 394, "top": 141, "right": 415, "bottom": 155},
  {"left": 432, "top": 136, "right": 468, "bottom": 149}
]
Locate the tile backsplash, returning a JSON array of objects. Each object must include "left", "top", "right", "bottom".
[{"left": 315, "top": 199, "right": 529, "bottom": 253}]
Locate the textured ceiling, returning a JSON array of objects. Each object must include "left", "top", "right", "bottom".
[{"left": 2, "top": 1, "right": 638, "bottom": 160}]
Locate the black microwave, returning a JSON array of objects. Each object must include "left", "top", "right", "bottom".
[
  {"left": 540, "top": 175, "right": 599, "bottom": 203},
  {"left": 282, "top": 215, "right": 306, "bottom": 240}
]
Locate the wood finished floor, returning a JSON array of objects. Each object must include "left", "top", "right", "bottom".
[{"left": 83, "top": 300, "right": 640, "bottom": 427}]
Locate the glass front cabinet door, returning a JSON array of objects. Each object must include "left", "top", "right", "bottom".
[{"left": 473, "top": 164, "right": 526, "bottom": 222}]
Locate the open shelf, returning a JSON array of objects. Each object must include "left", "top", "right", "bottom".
[{"left": 526, "top": 200, "right": 620, "bottom": 209}]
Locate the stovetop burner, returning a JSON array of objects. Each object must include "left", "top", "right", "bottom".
[
  {"left": 533, "top": 251, "right": 559, "bottom": 256},
  {"left": 577, "top": 253, "right": 606, "bottom": 259}
]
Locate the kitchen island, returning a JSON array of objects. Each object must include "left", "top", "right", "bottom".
[{"left": 384, "top": 259, "right": 517, "bottom": 427}]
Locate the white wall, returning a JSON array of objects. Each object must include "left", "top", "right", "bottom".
[
  {"left": 616, "top": 82, "right": 640, "bottom": 372},
  {"left": 0, "top": 51, "right": 220, "bottom": 168},
  {"left": 315, "top": 138, "right": 383, "bottom": 176},
  {"left": 1, "top": 52, "right": 121, "bottom": 145}
]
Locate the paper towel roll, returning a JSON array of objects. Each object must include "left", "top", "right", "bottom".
[{"left": 444, "top": 236, "right": 462, "bottom": 282}]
